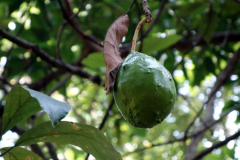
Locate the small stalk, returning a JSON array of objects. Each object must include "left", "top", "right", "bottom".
[{"left": 131, "top": 18, "right": 147, "bottom": 53}]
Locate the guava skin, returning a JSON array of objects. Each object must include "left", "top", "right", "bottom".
[{"left": 113, "top": 52, "right": 176, "bottom": 128}]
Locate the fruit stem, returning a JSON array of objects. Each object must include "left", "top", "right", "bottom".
[{"left": 131, "top": 18, "right": 147, "bottom": 53}]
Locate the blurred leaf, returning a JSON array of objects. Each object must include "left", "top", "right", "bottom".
[
  {"left": 15, "top": 121, "right": 122, "bottom": 160},
  {"left": 1, "top": 147, "right": 42, "bottom": 160},
  {"left": 164, "top": 51, "right": 175, "bottom": 71},
  {"left": 27, "top": 61, "right": 47, "bottom": 81},
  {"left": 141, "top": 35, "right": 182, "bottom": 55},
  {"left": 198, "top": 11, "right": 219, "bottom": 43},
  {"left": 193, "top": 65, "right": 206, "bottom": 86},
  {"left": 182, "top": 60, "right": 189, "bottom": 80},
  {"left": 0, "top": 2, "right": 9, "bottom": 18},
  {"left": 2, "top": 85, "right": 71, "bottom": 134},
  {"left": 177, "top": 1, "right": 208, "bottom": 17},
  {"left": 221, "top": 0, "right": 240, "bottom": 14},
  {"left": 222, "top": 100, "right": 240, "bottom": 112},
  {"left": 0, "top": 0, "right": 25, "bottom": 13},
  {"left": 132, "top": 128, "right": 147, "bottom": 137},
  {"left": 82, "top": 52, "right": 105, "bottom": 68},
  {"left": 222, "top": 146, "right": 235, "bottom": 159},
  {"left": 205, "top": 56, "right": 215, "bottom": 75},
  {"left": 30, "top": 14, "right": 49, "bottom": 41},
  {"left": 5, "top": 57, "right": 26, "bottom": 79},
  {"left": 235, "top": 113, "right": 240, "bottom": 124},
  {"left": 203, "top": 154, "right": 226, "bottom": 160}
]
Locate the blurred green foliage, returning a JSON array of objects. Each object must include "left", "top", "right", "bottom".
[{"left": 0, "top": 0, "right": 240, "bottom": 160}]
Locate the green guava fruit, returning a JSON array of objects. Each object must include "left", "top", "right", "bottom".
[{"left": 113, "top": 52, "right": 176, "bottom": 128}]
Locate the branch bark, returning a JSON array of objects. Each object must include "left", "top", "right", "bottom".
[{"left": 141, "top": 0, "right": 152, "bottom": 23}]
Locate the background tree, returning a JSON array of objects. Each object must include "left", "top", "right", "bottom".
[{"left": 0, "top": 0, "right": 240, "bottom": 160}]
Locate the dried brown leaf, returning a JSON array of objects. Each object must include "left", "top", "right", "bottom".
[{"left": 104, "top": 14, "right": 129, "bottom": 95}]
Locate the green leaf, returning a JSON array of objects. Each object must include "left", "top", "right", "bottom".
[
  {"left": 141, "top": 35, "right": 182, "bottom": 55},
  {"left": 2, "top": 85, "right": 71, "bottom": 134},
  {"left": 2, "top": 86, "right": 41, "bottom": 134},
  {"left": 1, "top": 147, "right": 42, "bottom": 160},
  {"left": 15, "top": 121, "right": 122, "bottom": 160},
  {"left": 82, "top": 52, "right": 105, "bottom": 69}
]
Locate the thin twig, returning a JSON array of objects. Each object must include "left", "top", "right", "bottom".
[
  {"left": 56, "top": 0, "right": 85, "bottom": 60},
  {"left": 172, "top": 3, "right": 213, "bottom": 73},
  {"left": 47, "top": 73, "right": 72, "bottom": 96},
  {"left": 45, "top": 142, "right": 59, "bottom": 160},
  {"left": 57, "top": 0, "right": 102, "bottom": 48},
  {"left": 122, "top": 138, "right": 183, "bottom": 157},
  {"left": 180, "top": 94, "right": 214, "bottom": 135},
  {"left": 221, "top": 23, "right": 231, "bottom": 47},
  {"left": 98, "top": 97, "right": 115, "bottom": 130}
]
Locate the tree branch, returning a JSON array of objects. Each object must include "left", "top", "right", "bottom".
[
  {"left": 185, "top": 47, "right": 240, "bottom": 160},
  {"left": 56, "top": 0, "right": 85, "bottom": 60},
  {"left": 122, "top": 138, "right": 183, "bottom": 157},
  {"left": 141, "top": 0, "right": 152, "bottom": 23},
  {"left": 188, "top": 104, "right": 240, "bottom": 139},
  {"left": 98, "top": 97, "right": 115, "bottom": 130},
  {"left": 57, "top": 0, "right": 103, "bottom": 53},
  {"left": 0, "top": 28, "right": 101, "bottom": 85},
  {"left": 192, "top": 130, "right": 240, "bottom": 160},
  {"left": 28, "top": 70, "right": 66, "bottom": 91},
  {"left": 45, "top": 142, "right": 59, "bottom": 160}
]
